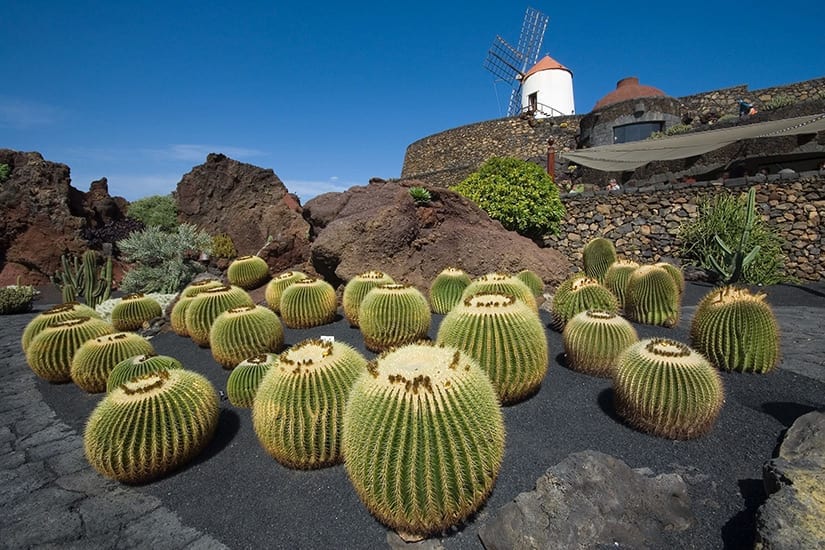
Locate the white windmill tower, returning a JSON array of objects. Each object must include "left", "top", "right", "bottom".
[{"left": 484, "top": 7, "right": 575, "bottom": 118}]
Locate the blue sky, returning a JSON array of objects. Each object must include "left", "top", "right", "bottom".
[{"left": 2, "top": 1, "right": 822, "bottom": 203}]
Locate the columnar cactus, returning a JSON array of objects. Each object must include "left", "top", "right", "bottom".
[
  {"left": 562, "top": 310, "right": 638, "bottom": 377},
  {"left": 342, "top": 343, "right": 505, "bottom": 538},
  {"left": 226, "top": 353, "right": 278, "bottom": 408},
  {"left": 655, "top": 262, "right": 685, "bottom": 297},
  {"left": 342, "top": 270, "right": 395, "bottom": 326},
  {"left": 70, "top": 332, "right": 156, "bottom": 393},
  {"left": 279, "top": 277, "right": 338, "bottom": 329},
  {"left": 107, "top": 354, "right": 184, "bottom": 393},
  {"left": 184, "top": 285, "right": 254, "bottom": 347},
  {"left": 227, "top": 255, "right": 271, "bottom": 290},
  {"left": 170, "top": 279, "right": 224, "bottom": 336},
  {"left": 461, "top": 272, "right": 537, "bottom": 312},
  {"left": 624, "top": 265, "right": 681, "bottom": 327},
  {"left": 603, "top": 259, "right": 640, "bottom": 311},
  {"left": 264, "top": 271, "right": 307, "bottom": 313},
  {"left": 613, "top": 338, "right": 725, "bottom": 439},
  {"left": 358, "top": 283, "right": 431, "bottom": 352},
  {"left": 429, "top": 267, "right": 472, "bottom": 314},
  {"left": 21, "top": 302, "right": 101, "bottom": 354},
  {"left": 209, "top": 305, "right": 284, "bottom": 369},
  {"left": 253, "top": 339, "right": 367, "bottom": 469},
  {"left": 26, "top": 317, "right": 114, "bottom": 383},
  {"left": 437, "top": 292, "right": 548, "bottom": 404},
  {"left": 111, "top": 293, "right": 163, "bottom": 332},
  {"left": 84, "top": 368, "right": 219, "bottom": 483},
  {"left": 550, "top": 275, "right": 619, "bottom": 331},
  {"left": 582, "top": 237, "right": 617, "bottom": 283},
  {"left": 515, "top": 269, "right": 544, "bottom": 297},
  {"left": 690, "top": 286, "right": 780, "bottom": 373}
]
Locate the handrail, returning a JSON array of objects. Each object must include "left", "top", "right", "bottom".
[{"left": 520, "top": 102, "right": 569, "bottom": 118}]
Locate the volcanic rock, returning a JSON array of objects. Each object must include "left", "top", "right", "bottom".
[
  {"left": 303, "top": 180, "right": 571, "bottom": 291},
  {"left": 175, "top": 153, "right": 311, "bottom": 273}
]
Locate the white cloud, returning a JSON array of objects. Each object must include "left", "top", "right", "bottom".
[
  {"left": 0, "top": 97, "right": 65, "bottom": 129},
  {"left": 146, "top": 144, "right": 268, "bottom": 162}
]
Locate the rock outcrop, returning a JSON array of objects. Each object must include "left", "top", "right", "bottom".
[
  {"left": 756, "top": 410, "right": 825, "bottom": 549},
  {"left": 478, "top": 450, "right": 694, "bottom": 550},
  {"left": 304, "top": 180, "right": 571, "bottom": 292},
  {"left": 175, "top": 153, "right": 311, "bottom": 274}
]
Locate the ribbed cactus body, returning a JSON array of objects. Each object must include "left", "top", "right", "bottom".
[
  {"left": 21, "top": 302, "right": 101, "bottom": 354},
  {"left": 583, "top": 237, "right": 617, "bottom": 283},
  {"left": 515, "top": 269, "right": 544, "bottom": 297},
  {"left": 70, "top": 332, "right": 156, "bottom": 393},
  {"left": 182, "top": 278, "right": 224, "bottom": 298},
  {"left": 690, "top": 286, "right": 780, "bottom": 373},
  {"left": 343, "top": 271, "right": 395, "bottom": 326},
  {"left": 625, "top": 265, "right": 681, "bottom": 327},
  {"left": 171, "top": 280, "right": 224, "bottom": 337},
  {"left": 656, "top": 262, "right": 685, "bottom": 297},
  {"left": 358, "top": 284, "right": 431, "bottom": 352},
  {"left": 226, "top": 353, "right": 278, "bottom": 408},
  {"left": 437, "top": 293, "right": 548, "bottom": 404},
  {"left": 84, "top": 369, "right": 219, "bottom": 483},
  {"left": 279, "top": 277, "right": 338, "bottom": 329},
  {"left": 264, "top": 271, "right": 307, "bottom": 313},
  {"left": 184, "top": 285, "right": 254, "bottom": 347},
  {"left": 550, "top": 276, "right": 618, "bottom": 331},
  {"left": 227, "top": 255, "right": 271, "bottom": 289},
  {"left": 107, "top": 354, "right": 184, "bottom": 393},
  {"left": 603, "top": 259, "right": 639, "bottom": 310},
  {"left": 461, "top": 272, "right": 537, "bottom": 312},
  {"left": 429, "top": 267, "right": 472, "bottom": 314},
  {"left": 343, "top": 343, "right": 505, "bottom": 538},
  {"left": 253, "top": 339, "right": 367, "bottom": 469},
  {"left": 209, "top": 305, "right": 284, "bottom": 369},
  {"left": 111, "top": 293, "right": 163, "bottom": 332},
  {"left": 26, "top": 317, "right": 114, "bottom": 383},
  {"left": 614, "top": 338, "right": 724, "bottom": 439},
  {"left": 562, "top": 310, "right": 638, "bottom": 377}
]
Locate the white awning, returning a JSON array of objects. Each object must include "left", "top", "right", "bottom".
[{"left": 560, "top": 113, "right": 825, "bottom": 172}]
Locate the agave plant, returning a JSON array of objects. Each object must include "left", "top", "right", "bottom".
[
  {"left": 209, "top": 305, "right": 284, "bottom": 369},
  {"left": 342, "top": 271, "right": 395, "bottom": 327},
  {"left": 429, "top": 267, "right": 472, "bottom": 314},
  {"left": 70, "top": 332, "right": 156, "bottom": 393}
]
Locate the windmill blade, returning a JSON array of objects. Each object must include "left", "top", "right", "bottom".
[
  {"left": 483, "top": 35, "right": 525, "bottom": 82},
  {"left": 516, "top": 7, "right": 549, "bottom": 71}
]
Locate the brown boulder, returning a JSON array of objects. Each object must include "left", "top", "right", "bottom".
[
  {"left": 175, "top": 153, "right": 311, "bottom": 273},
  {"left": 304, "top": 180, "right": 571, "bottom": 292}
]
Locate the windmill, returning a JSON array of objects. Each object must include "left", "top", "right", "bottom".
[{"left": 484, "top": 7, "right": 549, "bottom": 117}]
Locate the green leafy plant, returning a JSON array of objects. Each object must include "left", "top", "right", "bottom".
[
  {"left": 764, "top": 94, "right": 796, "bottom": 110},
  {"left": 52, "top": 250, "right": 113, "bottom": 308},
  {"left": 453, "top": 157, "right": 565, "bottom": 238},
  {"left": 211, "top": 233, "right": 238, "bottom": 259},
  {"left": 408, "top": 186, "right": 431, "bottom": 205},
  {"left": 126, "top": 194, "right": 179, "bottom": 231},
  {"left": 0, "top": 279, "right": 38, "bottom": 315},
  {"left": 0, "top": 163, "right": 10, "bottom": 182},
  {"left": 118, "top": 223, "right": 212, "bottom": 294}
]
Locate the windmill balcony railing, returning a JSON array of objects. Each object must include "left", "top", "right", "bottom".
[{"left": 521, "top": 103, "right": 568, "bottom": 119}]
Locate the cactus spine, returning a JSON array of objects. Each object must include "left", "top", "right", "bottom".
[
  {"left": 429, "top": 267, "right": 472, "bottom": 314},
  {"left": 461, "top": 272, "right": 537, "bottom": 312},
  {"left": 515, "top": 269, "right": 544, "bottom": 297},
  {"left": 437, "top": 293, "right": 548, "bottom": 404},
  {"left": 279, "top": 277, "right": 338, "bottom": 329},
  {"left": 111, "top": 293, "right": 163, "bottom": 332},
  {"left": 264, "top": 271, "right": 307, "bottom": 313},
  {"left": 614, "top": 338, "right": 724, "bottom": 439},
  {"left": 184, "top": 285, "right": 254, "bottom": 347},
  {"left": 690, "top": 286, "right": 780, "bottom": 373},
  {"left": 26, "top": 317, "right": 114, "bottom": 383},
  {"left": 358, "top": 283, "right": 431, "bottom": 352},
  {"left": 562, "top": 310, "right": 638, "bottom": 377},
  {"left": 107, "top": 354, "right": 184, "bottom": 393},
  {"left": 70, "top": 332, "right": 156, "bottom": 393},
  {"left": 342, "top": 343, "right": 505, "bottom": 538},
  {"left": 343, "top": 270, "right": 395, "bottom": 326},
  {"left": 624, "top": 265, "right": 681, "bottom": 327},
  {"left": 550, "top": 275, "right": 619, "bottom": 331},
  {"left": 603, "top": 259, "right": 640, "bottom": 311},
  {"left": 21, "top": 302, "right": 101, "bottom": 354},
  {"left": 227, "top": 255, "right": 271, "bottom": 290},
  {"left": 655, "top": 262, "right": 685, "bottom": 297},
  {"left": 582, "top": 237, "right": 617, "bottom": 283},
  {"left": 209, "top": 305, "right": 284, "bottom": 369},
  {"left": 85, "top": 369, "right": 219, "bottom": 483},
  {"left": 253, "top": 339, "right": 367, "bottom": 469},
  {"left": 51, "top": 250, "right": 112, "bottom": 308},
  {"left": 227, "top": 353, "right": 278, "bottom": 408}
]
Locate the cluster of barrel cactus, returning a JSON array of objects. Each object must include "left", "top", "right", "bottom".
[
  {"left": 170, "top": 279, "right": 224, "bottom": 336},
  {"left": 185, "top": 285, "right": 254, "bottom": 347},
  {"left": 342, "top": 270, "right": 395, "bottom": 326},
  {"left": 71, "top": 332, "right": 156, "bottom": 393},
  {"left": 264, "top": 271, "right": 306, "bottom": 313},
  {"left": 26, "top": 316, "right": 115, "bottom": 383}
]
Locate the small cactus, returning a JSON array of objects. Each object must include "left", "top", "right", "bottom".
[
  {"left": 603, "top": 259, "right": 639, "bottom": 311},
  {"left": 613, "top": 338, "right": 725, "bottom": 439},
  {"left": 111, "top": 293, "right": 163, "bottom": 332},
  {"left": 279, "top": 277, "right": 338, "bottom": 329},
  {"left": 515, "top": 269, "right": 544, "bottom": 297},
  {"left": 253, "top": 339, "right": 368, "bottom": 469},
  {"left": 583, "top": 237, "right": 617, "bottom": 283},
  {"left": 264, "top": 271, "right": 306, "bottom": 313},
  {"left": 342, "top": 270, "right": 395, "bottom": 327},
  {"left": 562, "top": 310, "right": 638, "bottom": 377},
  {"left": 461, "top": 272, "right": 537, "bottom": 312},
  {"left": 343, "top": 343, "right": 505, "bottom": 538},
  {"left": 184, "top": 285, "right": 254, "bottom": 347},
  {"left": 107, "top": 354, "right": 184, "bottom": 393},
  {"left": 226, "top": 353, "right": 278, "bottom": 408},
  {"left": 227, "top": 255, "right": 271, "bottom": 290},
  {"left": 358, "top": 283, "right": 431, "bottom": 352},
  {"left": 437, "top": 292, "right": 548, "bottom": 404},
  {"left": 21, "top": 302, "right": 101, "bottom": 354},
  {"left": 624, "top": 265, "right": 681, "bottom": 327},
  {"left": 209, "top": 305, "right": 284, "bottom": 369},
  {"left": 70, "top": 332, "right": 156, "bottom": 393},
  {"left": 84, "top": 369, "right": 219, "bottom": 483},
  {"left": 690, "top": 286, "right": 780, "bottom": 373},
  {"left": 26, "top": 317, "right": 114, "bottom": 383},
  {"left": 170, "top": 279, "right": 224, "bottom": 337},
  {"left": 429, "top": 267, "right": 472, "bottom": 314},
  {"left": 550, "top": 275, "right": 618, "bottom": 331}
]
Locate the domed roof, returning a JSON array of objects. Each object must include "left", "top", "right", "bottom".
[
  {"left": 593, "top": 77, "right": 666, "bottom": 110},
  {"left": 523, "top": 55, "right": 572, "bottom": 80}
]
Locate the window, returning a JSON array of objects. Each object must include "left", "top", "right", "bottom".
[{"left": 613, "top": 121, "right": 663, "bottom": 143}]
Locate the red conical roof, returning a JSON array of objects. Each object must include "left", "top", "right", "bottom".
[
  {"left": 593, "top": 77, "right": 666, "bottom": 110},
  {"left": 523, "top": 55, "right": 572, "bottom": 79}
]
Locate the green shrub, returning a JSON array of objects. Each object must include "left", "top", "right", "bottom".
[
  {"left": 118, "top": 224, "right": 212, "bottom": 293},
  {"left": 0, "top": 284, "right": 38, "bottom": 314},
  {"left": 453, "top": 157, "right": 565, "bottom": 237},
  {"left": 126, "top": 194, "right": 179, "bottom": 231},
  {"left": 408, "top": 186, "right": 431, "bottom": 205},
  {"left": 764, "top": 94, "right": 796, "bottom": 110},
  {"left": 677, "top": 191, "right": 786, "bottom": 285},
  {"left": 211, "top": 233, "right": 237, "bottom": 259},
  {"left": 0, "top": 163, "right": 10, "bottom": 182},
  {"left": 649, "top": 124, "right": 692, "bottom": 140}
]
